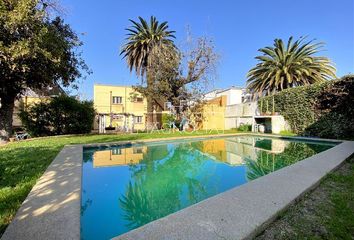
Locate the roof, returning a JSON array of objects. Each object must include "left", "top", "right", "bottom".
[
  {"left": 204, "top": 86, "right": 246, "bottom": 96},
  {"left": 94, "top": 83, "right": 136, "bottom": 88},
  {"left": 217, "top": 86, "right": 245, "bottom": 93},
  {"left": 23, "top": 84, "right": 65, "bottom": 97}
]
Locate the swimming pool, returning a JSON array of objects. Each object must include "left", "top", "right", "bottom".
[{"left": 81, "top": 136, "right": 336, "bottom": 239}]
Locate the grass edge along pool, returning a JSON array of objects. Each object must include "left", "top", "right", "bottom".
[{"left": 81, "top": 136, "right": 337, "bottom": 239}]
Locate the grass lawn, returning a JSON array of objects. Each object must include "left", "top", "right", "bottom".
[
  {"left": 256, "top": 155, "right": 354, "bottom": 239},
  {"left": 0, "top": 130, "right": 238, "bottom": 236}
]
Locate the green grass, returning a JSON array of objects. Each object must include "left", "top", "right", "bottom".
[
  {"left": 256, "top": 156, "right": 354, "bottom": 239},
  {"left": 0, "top": 129, "right": 238, "bottom": 236},
  {"left": 279, "top": 130, "right": 297, "bottom": 136}
]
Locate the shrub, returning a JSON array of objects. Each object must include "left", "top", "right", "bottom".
[
  {"left": 237, "top": 124, "right": 252, "bottom": 132},
  {"left": 19, "top": 95, "right": 95, "bottom": 136},
  {"left": 161, "top": 113, "right": 177, "bottom": 129}
]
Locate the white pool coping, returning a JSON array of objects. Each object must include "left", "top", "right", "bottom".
[{"left": 2, "top": 134, "right": 353, "bottom": 240}]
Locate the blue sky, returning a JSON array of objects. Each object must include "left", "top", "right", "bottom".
[{"left": 61, "top": 0, "right": 354, "bottom": 100}]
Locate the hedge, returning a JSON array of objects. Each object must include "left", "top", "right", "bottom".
[
  {"left": 19, "top": 95, "right": 95, "bottom": 136},
  {"left": 305, "top": 75, "right": 354, "bottom": 139},
  {"left": 258, "top": 75, "right": 354, "bottom": 139},
  {"left": 258, "top": 82, "right": 330, "bottom": 134}
]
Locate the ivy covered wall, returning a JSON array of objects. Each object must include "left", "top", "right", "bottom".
[{"left": 257, "top": 75, "right": 354, "bottom": 139}]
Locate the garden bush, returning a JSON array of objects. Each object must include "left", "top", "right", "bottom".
[
  {"left": 19, "top": 95, "right": 95, "bottom": 136},
  {"left": 161, "top": 113, "right": 177, "bottom": 129},
  {"left": 237, "top": 124, "right": 252, "bottom": 132}
]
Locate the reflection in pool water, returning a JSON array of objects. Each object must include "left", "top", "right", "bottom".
[{"left": 81, "top": 136, "right": 335, "bottom": 239}]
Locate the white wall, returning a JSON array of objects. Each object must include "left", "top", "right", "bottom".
[
  {"left": 216, "top": 88, "right": 243, "bottom": 105},
  {"left": 224, "top": 101, "right": 258, "bottom": 130}
]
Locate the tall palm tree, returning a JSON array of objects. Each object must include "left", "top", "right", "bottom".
[
  {"left": 121, "top": 16, "right": 176, "bottom": 79},
  {"left": 120, "top": 16, "right": 176, "bottom": 125},
  {"left": 247, "top": 37, "right": 336, "bottom": 97}
]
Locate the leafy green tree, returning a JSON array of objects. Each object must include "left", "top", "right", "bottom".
[
  {"left": 0, "top": 0, "right": 88, "bottom": 140},
  {"left": 247, "top": 37, "right": 336, "bottom": 97}
]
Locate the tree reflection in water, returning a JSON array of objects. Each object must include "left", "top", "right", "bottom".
[
  {"left": 246, "top": 141, "right": 333, "bottom": 181},
  {"left": 119, "top": 143, "right": 209, "bottom": 229}
]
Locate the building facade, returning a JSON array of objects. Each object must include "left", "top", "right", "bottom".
[
  {"left": 93, "top": 84, "right": 148, "bottom": 133},
  {"left": 202, "top": 86, "right": 257, "bottom": 130}
]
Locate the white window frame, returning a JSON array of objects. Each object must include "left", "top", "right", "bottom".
[
  {"left": 135, "top": 116, "right": 143, "bottom": 123},
  {"left": 112, "top": 148, "right": 122, "bottom": 155},
  {"left": 112, "top": 96, "right": 122, "bottom": 104}
]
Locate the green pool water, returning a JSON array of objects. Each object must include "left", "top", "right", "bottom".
[{"left": 81, "top": 135, "right": 336, "bottom": 239}]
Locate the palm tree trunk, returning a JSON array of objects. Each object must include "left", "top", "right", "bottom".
[
  {"left": 146, "top": 72, "right": 154, "bottom": 130},
  {"left": 0, "top": 92, "right": 16, "bottom": 142}
]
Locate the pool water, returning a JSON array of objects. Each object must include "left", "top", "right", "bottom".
[{"left": 81, "top": 136, "right": 336, "bottom": 239}]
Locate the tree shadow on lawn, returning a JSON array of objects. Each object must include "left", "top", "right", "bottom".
[
  {"left": 0, "top": 144, "right": 82, "bottom": 238},
  {"left": 0, "top": 145, "right": 62, "bottom": 235}
]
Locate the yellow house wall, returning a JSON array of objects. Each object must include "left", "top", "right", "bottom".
[
  {"left": 202, "top": 96, "right": 226, "bottom": 130},
  {"left": 93, "top": 146, "right": 147, "bottom": 167},
  {"left": 13, "top": 96, "right": 51, "bottom": 127},
  {"left": 94, "top": 85, "right": 147, "bottom": 130},
  {"left": 201, "top": 139, "right": 227, "bottom": 162}
]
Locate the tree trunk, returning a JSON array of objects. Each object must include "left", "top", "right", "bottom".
[
  {"left": 0, "top": 93, "right": 16, "bottom": 141},
  {"left": 146, "top": 72, "right": 155, "bottom": 130},
  {"left": 146, "top": 96, "right": 154, "bottom": 129}
]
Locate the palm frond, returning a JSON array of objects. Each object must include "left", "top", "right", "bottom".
[{"left": 247, "top": 36, "right": 336, "bottom": 98}]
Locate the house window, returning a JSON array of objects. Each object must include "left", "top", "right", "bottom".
[
  {"left": 112, "top": 148, "right": 122, "bottom": 155},
  {"left": 135, "top": 116, "right": 143, "bottom": 123},
  {"left": 132, "top": 97, "right": 143, "bottom": 103},
  {"left": 133, "top": 147, "right": 143, "bottom": 154},
  {"left": 112, "top": 96, "right": 122, "bottom": 104},
  {"left": 112, "top": 114, "right": 123, "bottom": 121}
]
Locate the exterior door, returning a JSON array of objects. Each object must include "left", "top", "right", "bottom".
[{"left": 99, "top": 115, "right": 106, "bottom": 133}]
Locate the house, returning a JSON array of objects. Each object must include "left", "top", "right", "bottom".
[
  {"left": 202, "top": 86, "right": 257, "bottom": 130},
  {"left": 202, "top": 86, "right": 290, "bottom": 133},
  {"left": 12, "top": 85, "right": 64, "bottom": 128},
  {"left": 93, "top": 84, "right": 147, "bottom": 133}
]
